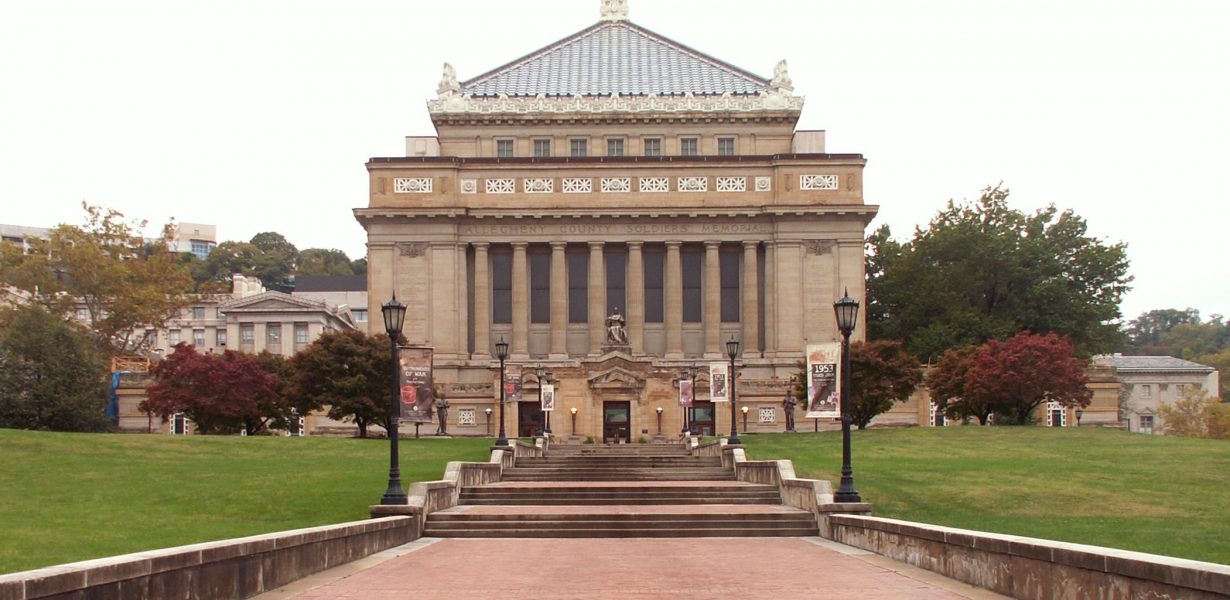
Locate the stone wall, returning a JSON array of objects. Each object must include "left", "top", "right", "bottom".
[
  {"left": 0, "top": 517, "right": 415, "bottom": 600},
  {"left": 829, "top": 515, "right": 1230, "bottom": 599}
]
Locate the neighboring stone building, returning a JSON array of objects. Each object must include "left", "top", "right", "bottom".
[
  {"left": 1092, "top": 355, "right": 1220, "bottom": 435},
  {"left": 356, "top": 1, "right": 876, "bottom": 441},
  {"left": 293, "top": 275, "right": 369, "bottom": 328}
]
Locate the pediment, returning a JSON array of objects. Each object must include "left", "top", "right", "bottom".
[
  {"left": 222, "top": 291, "right": 322, "bottom": 312},
  {"left": 588, "top": 366, "right": 645, "bottom": 391}
]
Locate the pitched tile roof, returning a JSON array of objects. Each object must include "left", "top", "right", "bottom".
[
  {"left": 461, "top": 20, "right": 770, "bottom": 97},
  {"left": 1092, "top": 355, "right": 1215, "bottom": 372}
]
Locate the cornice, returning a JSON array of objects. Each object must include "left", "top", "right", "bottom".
[
  {"left": 367, "top": 154, "right": 867, "bottom": 170},
  {"left": 353, "top": 204, "right": 879, "bottom": 222},
  {"left": 427, "top": 91, "right": 803, "bottom": 120}
]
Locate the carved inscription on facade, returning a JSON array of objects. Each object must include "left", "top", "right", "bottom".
[
  {"left": 804, "top": 240, "right": 837, "bottom": 255},
  {"left": 398, "top": 242, "right": 429, "bottom": 257},
  {"left": 460, "top": 223, "right": 769, "bottom": 237}
]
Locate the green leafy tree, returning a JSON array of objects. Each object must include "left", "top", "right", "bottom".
[
  {"left": 1159, "top": 388, "right": 1230, "bottom": 440},
  {"left": 0, "top": 305, "right": 111, "bottom": 431},
  {"left": 250, "top": 232, "right": 298, "bottom": 292},
  {"left": 1193, "top": 348, "right": 1230, "bottom": 402},
  {"left": 848, "top": 340, "right": 922, "bottom": 429},
  {"left": 289, "top": 330, "right": 392, "bottom": 438},
  {"left": 1124, "top": 308, "right": 1202, "bottom": 354},
  {"left": 298, "top": 248, "right": 358, "bottom": 276},
  {"left": 0, "top": 204, "right": 192, "bottom": 355},
  {"left": 350, "top": 257, "right": 367, "bottom": 276},
  {"left": 198, "top": 240, "right": 261, "bottom": 288},
  {"left": 867, "top": 185, "right": 1131, "bottom": 360}
]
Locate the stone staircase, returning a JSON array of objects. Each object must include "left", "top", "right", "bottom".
[{"left": 424, "top": 443, "right": 820, "bottom": 538}]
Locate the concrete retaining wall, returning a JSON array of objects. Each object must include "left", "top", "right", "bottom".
[
  {"left": 0, "top": 516, "right": 414, "bottom": 600},
  {"left": 830, "top": 515, "right": 1230, "bottom": 599}
]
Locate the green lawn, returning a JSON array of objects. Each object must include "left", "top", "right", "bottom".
[
  {"left": 742, "top": 427, "right": 1230, "bottom": 564},
  {"left": 0, "top": 430, "right": 490, "bottom": 574}
]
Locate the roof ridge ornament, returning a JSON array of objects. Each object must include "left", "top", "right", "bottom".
[
  {"left": 600, "top": 0, "right": 629, "bottom": 21},
  {"left": 437, "top": 62, "right": 460, "bottom": 97},
  {"left": 770, "top": 59, "right": 794, "bottom": 93}
]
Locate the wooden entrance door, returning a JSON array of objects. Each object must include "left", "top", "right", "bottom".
[
  {"left": 692, "top": 401, "right": 716, "bottom": 436},
  {"left": 602, "top": 401, "right": 631, "bottom": 443},
  {"left": 518, "top": 401, "right": 543, "bottom": 437}
]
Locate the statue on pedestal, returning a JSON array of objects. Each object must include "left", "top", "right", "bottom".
[
  {"left": 435, "top": 392, "right": 450, "bottom": 435},
  {"left": 783, "top": 377, "right": 797, "bottom": 432},
  {"left": 605, "top": 307, "right": 628, "bottom": 345}
]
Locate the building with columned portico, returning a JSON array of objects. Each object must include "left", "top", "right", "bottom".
[{"left": 356, "top": 0, "right": 876, "bottom": 442}]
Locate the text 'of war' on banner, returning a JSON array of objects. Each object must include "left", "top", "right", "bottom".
[
  {"left": 806, "top": 343, "right": 842, "bottom": 419},
  {"left": 398, "top": 347, "right": 434, "bottom": 424}
]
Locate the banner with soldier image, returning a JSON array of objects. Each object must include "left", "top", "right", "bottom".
[
  {"left": 709, "top": 361, "right": 729, "bottom": 403},
  {"left": 679, "top": 378, "right": 694, "bottom": 408},
  {"left": 805, "top": 343, "right": 841, "bottom": 419},
  {"left": 503, "top": 364, "right": 523, "bottom": 404},
  {"left": 541, "top": 383, "right": 556, "bottom": 412},
  {"left": 398, "top": 347, "right": 434, "bottom": 424}
]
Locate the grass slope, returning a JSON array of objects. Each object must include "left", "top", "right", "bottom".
[
  {"left": 743, "top": 427, "right": 1230, "bottom": 564},
  {"left": 0, "top": 430, "right": 489, "bottom": 574}
]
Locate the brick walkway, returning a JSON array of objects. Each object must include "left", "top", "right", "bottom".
[{"left": 261, "top": 537, "right": 1005, "bottom": 599}]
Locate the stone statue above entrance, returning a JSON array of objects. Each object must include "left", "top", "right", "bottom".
[
  {"left": 600, "top": 0, "right": 629, "bottom": 21},
  {"left": 605, "top": 307, "right": 628, "bottom": 345}
]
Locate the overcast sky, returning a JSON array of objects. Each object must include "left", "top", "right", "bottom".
[{"left": 1, "top": 0, "right": 1227, "bottom": 321}]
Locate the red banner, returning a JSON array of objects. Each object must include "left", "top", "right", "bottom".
[{"left": 398, "top": 347, "right": 434, "bottom": 423}]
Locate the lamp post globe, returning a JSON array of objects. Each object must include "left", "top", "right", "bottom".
[
  {"left": 726, "top": 336, "right": 741, "bottom": 445},
  {"left": 380, "top": 295, "right": 408, "bottom": 505},
  {"left": 570, "top": 406, "right": 578, "bottom": 436},
  {"left": 833, "top": 289, "right": 862, "bottom": 503},
  {"left": 494, "top": 338, "right": 510, "bottom": 446}
]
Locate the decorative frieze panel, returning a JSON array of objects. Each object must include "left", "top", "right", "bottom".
[
  {"left": 525, "top": 178, "right": 554, "bottom": 193},
  {"left": 397, "top": 242, "right": 428, "bottom": 258},
  {"left": 458, "top": 408, "right": 476, "bottom": 426},
  {"left": 800, "top": 174, "right": 839, "bottom": 190},
  {"left": 486, "top": 178, "right": 515, "bottom": 194},
  {"left": 716, "top": 177, "right": 746, "bottom": 192},
  {"left": 759, "top": 407, "right": 776, "bottom": 424},
  {"left": 562, "top": 178, "right": 592, "bottom": 193},
  {"left": 804, "top": 240, "right": 837, "bottom": 256},
  {"left": 639, "top": 177, "right": 669, "bottom": 193},
  {"left": 394, "top": 178, "right": 433, "bottom": 194},
  {"left": 678, "top": 177, "right": 708, "bottom": 193},
  {"left": 460, "top": 179, "right": 478, "bottom": 194},
  {"left": 601, "top": 177, "right": 631, "bottom": 193},
  {"left": 429, "top": 90, "right": 805, "bottom": 116},
  {"left": 755, "top": 177, "right": 772, "bottom": 192}
]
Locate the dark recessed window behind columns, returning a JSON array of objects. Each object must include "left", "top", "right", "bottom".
[
  {"left": 644, "top": 245, "right": 664, "bottom": 323},
  {"left": 606, "top": 247, "right": 627, "bottom": 316},
  {"left": 567, "top": 247, "right": 588, "bottom": 323},
  {"left": 491, "top": 246, "right": 512, "bottom": 324},
  {"left": 720, "top": 245, "right": 741, "bottom": 322},
  {"left": 529, "top": 246, "right": 550, "bottom": 324},
  {"left": 682, "top": 245, "right": 702, "bottom": 323}
]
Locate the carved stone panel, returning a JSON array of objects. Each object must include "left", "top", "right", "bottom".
[
  {"left": 804, "top": 240, "right": 836, "bottom": 256},
  {"left": 398, "top": 242, "right": 429, "bottom": 257}
]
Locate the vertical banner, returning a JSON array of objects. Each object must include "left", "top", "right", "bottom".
[
  {"left": 805, "top": 343, "right": 841, "bottom": 419},
  {"left": 503, "top": 365, "right": 523, "bottom": 404},
  {"left": 541, "top": 383, "right": 556, "bottom": 412},
  {"left": 679, "top": 378, "right": 694, "bottom": 408},
  {"left": 709, "top": 362, "right": 729, "bottom": 403},
  {"left": 398, "top": 347, "right": 434, "bottom": 423}
]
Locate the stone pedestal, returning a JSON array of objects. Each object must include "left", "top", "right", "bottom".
[{"left": 601, "top": 344, "right": 631, "bottom": 355}]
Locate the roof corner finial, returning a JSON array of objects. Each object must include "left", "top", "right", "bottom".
[
  {"left": 437, "top": 62, "right": 460, "bottom": 97},
  {"left": 770, "top": 59, "right": 794, "bottom": 93},
  {"left": 600, "top": 0, "right": 629, "bottom": 21}
]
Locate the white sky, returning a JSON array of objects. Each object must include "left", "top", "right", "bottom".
[{"left": 1, "top": 0, "right": 1227, "bottom": 321}]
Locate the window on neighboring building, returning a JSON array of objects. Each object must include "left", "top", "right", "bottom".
[
  {"left": 190, "top": 241, "right": 213, "bottom": 260},
  {"left": 240, "top": 325, "right": 254, "bottom": 345},
  {"left": 719, "top": 247, "right": 740, "bottom": 322},
  {"left": 606, "top": 250, "right": 627, "bottom": 320},
  {"left": 267, "top": 324, "right": 282, "bottom": 351},
  {"left": 643, "top": 138, "right": 661, "bottom": 157},
  {"left": 1139, "top": 384, "right": 1152, "bottom": 398},
  {"left": 491, "top": 249, "right": 512, "bottom": 324},
  {"left": 930, "top": 401, "right": 946, "bottom": 427},
  {"left": 168, "top": 330, "right": 181, "bottom": 347},
  {"left": 680, "top": 138, "right": 699, "bottom": 156},
  {"left": 570, "top": 139, "right": 588, "bottom": 157},
  {"left": 682, "top": 246, "right": 702, "bottom": 322},
  {"left": 216, "top": 330, "right": 227, "bottom": 347},
  {"left": 1139, "top": 415, "right": 1154, "bottom": 434},
  {"left": 192, "top": 307, "right": 205, "bottom": 320},
  {"left": 533, "top": 139, "right": 551, "bottom": 157},
  {"left": 1175, "top": 383, "right": 1186, "bottom": 397},
  {"left": 718, "top": 137, "right": 736, "bottom": 156},
  {"left": 192, "top": 330, "right": 205, "bottom": 348},
  {"left": 1047, "top": 401, "right": 1066, "bottom": 427},
  {"left": 567, "top": 250, "right": 588, "bottom": 324},
  {"left": 294, "top": 323, "right": 308, "bottom": 345},
  {"left": 352, "top": 309, "right": 368, "bottom": 323},
  {"left": 496, "top": 139, "right": 515, "bottom": 158},
  {"left": 643, "top": 246, "right": 664, "bottom": 323},
  {"left": 145, "top": 330, "right": 158, "bottom": 347},
  {"left": 607, "top": 139, "right": 624, "bottom": 157},
  {"left": 530, "top": 249, "right": 550, "bottom": 324},
  {"left": 76, "top": 308, "right": 88, "bottom": 321},
  {"left": 171, "top": 413, "right": 188, "bottom": 435}
]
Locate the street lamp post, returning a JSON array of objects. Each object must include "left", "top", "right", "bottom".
[
  {"left": 495, "top": 338, "right": 510, "bottom": 446},
  {"left": 570, "top": 407, "right": 578, "bottom": 436},
  {"left": 742, "top": 405, "right": 749, "bottom": 433},
  {"left": 834, "top": 289, "right": 862, "bottom": 503},
  {"left": 544, "top": 372, "right": 555, "bottom": 435},
  {"left": 726, "top": 337, "right": 741, "bottom": 445},
  {"left": 534, "top": 365, "right": 547, "bottom": 437},
  {"left": 656, "top": 406, "right": 663, "bottom": 436},
  {"left": 681, "top": 365, "right": 698, "bottom": 435},
  {"left": 380, "top": 295, "right": 408, "bottom": 505},
  {"left": 485, "top": 407, "right": 492, "bottom": 436}
]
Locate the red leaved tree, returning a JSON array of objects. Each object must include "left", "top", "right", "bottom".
[
  {"left": 142, "top": 344, "right": 281, "bottom": 434},
  {"left": 932, "top": 331, "right": 1092, "bottom": 425},
  {"left": 849, "top": 340, "right": 922, "bottom": 429}
]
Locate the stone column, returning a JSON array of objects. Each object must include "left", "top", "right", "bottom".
[
  {"left": 775, "top": 240, "right": 804, "bottom": 356},
  {"left": 511, "top": 242, "right": 529, "bottom": 357},
  {"left": 473, "top": 243, "right": 491, "bottom": 358},
  {"left": 764, "top": 241, "right": 776, "bottom": 357},
  {"left": 549, "top": 241, "right": 568, "bottom": 358},
  {"left": 703, "top": 241, "right": 721, "bottom": 357},
  {"left": 457, "top": 244, "right": 470, "bottom": 357},
  {"left": 665, "top": 241, "right": 683, "bottom": 358},
  {"left": 742, "top": 241, "right": 760, "bottom": 356},
  {"left": 626, "top": 241, "right": 645, "bottom": 354},
  {"left": 587, "top": 241, "right": 606, "bottom": 354}
]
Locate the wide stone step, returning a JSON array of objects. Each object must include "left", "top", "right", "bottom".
[
  {"left": 500, "top": 474, "right": 734, "bottom": 482},
  {"left": 423, "top": 527, "right": 815, "bottom": 538},
  {"left": 460, "top": 497, "right": 778, "bottom": 505},
  {"left": 518, "top": 459, "right": 721, "bottom": 466}
]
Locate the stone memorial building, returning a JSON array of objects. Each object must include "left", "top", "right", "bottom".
[{"left": 357, "top": 0, "right": 876, "bottom": 442}]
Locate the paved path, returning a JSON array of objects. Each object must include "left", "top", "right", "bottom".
[{"left": 258, "top": 537, "right": 1006, "bottom": 600}]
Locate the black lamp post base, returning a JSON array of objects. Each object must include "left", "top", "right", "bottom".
[
  {"left": 494, "top": 436, "right": 509, "bottom": 446},
  {"left": 380, "top": 481, "right": 407, "bottom": 505},
  {"left": 834, "top": 491, "right": 862, "bottom": 503},
  {"left": 728, "top": 435, "right": 742, "bottom": 445}
]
